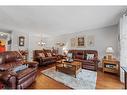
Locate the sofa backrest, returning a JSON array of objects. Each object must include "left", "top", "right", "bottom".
[
  {"left": 75, "top": 50, "right": 84, "bottom": 60},
  {"left": 0, "top": 51, "right": 23, "bottom": 64},
  {"left": 34, "top": 49, "right": 56, "bottom": 57},
  {"left": 43, "top": 49, "right": 53, "bottom": 57},
  {"left": 33, "top": 50, "right": 44, "bottom": 59},
  {"left": 68, "top": 50, "right": 98, "bottom": 60}
]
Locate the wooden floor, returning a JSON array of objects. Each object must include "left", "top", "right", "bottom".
[{"left": 29, "top": 63, "right": 124, "bottom": 89}]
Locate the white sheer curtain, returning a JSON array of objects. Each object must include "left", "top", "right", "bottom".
[{"left": 120, "top": 14, "right": 127, "bottom": 83}]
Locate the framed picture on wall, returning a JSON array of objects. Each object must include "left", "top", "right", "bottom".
[
  {"left": 78, "top": 37, "right": 85, "bottom": 46},
  {"left": 71, "top": 38, "right": 76, "bottom": 47},
  {"left": 19, "top": 36, "right": 25, "bottom": 46},
  {"left": 87, "top": 35, "right": 95, "bottom": 47}
]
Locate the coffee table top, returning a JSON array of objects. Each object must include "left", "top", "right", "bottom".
[
  {"left": 64, "top": 61, "right": 81, "bottom": 65},
  {"left": 56, "top": 60, "right": 81, "bottom": 67}
]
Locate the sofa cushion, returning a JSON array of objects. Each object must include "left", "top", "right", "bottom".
[
  {"left": 77, "top": 52, "right": 83, "bottom": 55},
  {"left": 38, "top": 53, "right": 45, "bottom": 58},
  {"left": 52, "top": 53, "right": 56, "bottom": 56},
  {"left": 4, "top": 52, "right": 18, "bottom": 63},
  {"left": 75, "top": 55, "right": 83, "bottom": 59},
  {"left": 82, "top": 60, "right": 94, "bottom": 63},
  {"left": 47, "top": 53, "right": 52, "bottom": 57},
  {"left": 86, "top": 54, "right": 94, "bottom": 60},
  {"left": 42, "top": 57, "right": 56, "bottom": 61},
  {"left": 17, "top": 68, "right": 36, "bottom": 80}
]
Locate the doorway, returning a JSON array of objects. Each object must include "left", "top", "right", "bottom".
[{"left": 0, "top": 31, "right": 12, "bottom": 52}]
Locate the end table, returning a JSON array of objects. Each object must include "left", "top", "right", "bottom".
[{"left": 102, "top": 58, "right": 120, "bottom": 75}]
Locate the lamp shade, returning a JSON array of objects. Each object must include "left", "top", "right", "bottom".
[{"left": 106, "top": 47, "right": 114, "bottom": 53}]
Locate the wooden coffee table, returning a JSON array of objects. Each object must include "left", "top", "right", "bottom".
[{"left": 56, "top": 61, "right": 82, "bottom": 78}]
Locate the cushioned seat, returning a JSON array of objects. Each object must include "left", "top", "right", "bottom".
[
  {"left": 17, "top": 68, "right": 36, "bottom": 80},
  {"left": 82, "top": 60, "right": 94, "bottom": 63},
  {"left": 74, "top": 59, "right": 95, "bottom": 64}
]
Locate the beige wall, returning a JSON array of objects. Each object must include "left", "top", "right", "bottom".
[{"left": 52, "top": 25, "right": 119, "bottom": 67}]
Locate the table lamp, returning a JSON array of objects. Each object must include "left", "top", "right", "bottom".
[
  {"left": 63, "top": 50, "right": 68, "bottom": 56},
  {"left": 106, "top": 47, "right": 114, "bottom": 60}
]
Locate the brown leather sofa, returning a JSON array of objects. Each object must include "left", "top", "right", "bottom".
[
  {"left": 33, "top": 49, "right": 59, "bottom": 66},
  {"left": 0, "top": 51, "right": 38, "bottom": 89},
  {"left": 68, "top": 50, "right": 100, "bottom": 71}
]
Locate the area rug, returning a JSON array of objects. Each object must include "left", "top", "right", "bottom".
[{"left": 41, "top": 67, "right": 97, "bottom": 89}]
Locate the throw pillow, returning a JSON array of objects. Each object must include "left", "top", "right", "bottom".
[
  {"left": 47, "top": 53, "right": 52, "bottom": 57},
  {"left": 38, "top": 53, "right": 45, "bottom": 57},
  {"left": 52, "top": 53, "right": 56, "bottom": 56},
  {"left": 86, "top": 54, "right": 94, "bottom": 60}
]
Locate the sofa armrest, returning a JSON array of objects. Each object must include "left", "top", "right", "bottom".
[
  {"left": 34, "top": 56, "right": 42, "bottom": 60},
  {"left": 55, "top": 54, "right": 64, "bottom": 59},
  {"left": 24, "top": 61, "right": 39, "bottom": 68},
  {"left": 0, "top": 71, "right": 17, "bottom": 89},
  {"left": 92, "top": 58, "right": 100, "bottom": 63}
]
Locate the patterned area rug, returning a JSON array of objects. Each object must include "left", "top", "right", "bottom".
[{"left": 41, "top": 67, "right": 97, "bottom": 89}]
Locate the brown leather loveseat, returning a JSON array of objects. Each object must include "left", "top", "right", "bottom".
[
  {"left": 68, "top": 50, "right": 100, "bottom": 71},
  {"left": 0, "top": 51, "right": 38, "bottom": 89},
  {"left": 33, "top": 49, "right": 57, "bottom": 66}
]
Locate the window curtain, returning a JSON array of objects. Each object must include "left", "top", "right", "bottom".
[{"left": 120, "top": 14, "right": 127, "bottom": 83}]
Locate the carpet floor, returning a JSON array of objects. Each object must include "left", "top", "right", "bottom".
[{"left": 42, "top": 67, "right": 97, "bottom": 89}]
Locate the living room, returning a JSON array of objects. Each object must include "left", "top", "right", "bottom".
[{"left": 0, "top": 5, "right": 127, "bottom": 92}]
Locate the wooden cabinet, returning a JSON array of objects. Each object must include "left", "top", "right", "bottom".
[{"left": 102, "top": 58, "right": 120, "bottom": 75}]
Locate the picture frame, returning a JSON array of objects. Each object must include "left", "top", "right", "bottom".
[
  {"left": 87, "top": 35, "right": 95, "bottom": 47},
  {"left": 78, "top": 37, "right": 85, "bottom": 46},
  {"left": 19, "top": 36, "right": 25, "bottom": 46},
  {"left": 71, "top": 38, "right": 76, "bottom": 47}
]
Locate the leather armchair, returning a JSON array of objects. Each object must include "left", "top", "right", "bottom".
[{"left": 0, "top": 51, "right": 38, "bottom": 89}]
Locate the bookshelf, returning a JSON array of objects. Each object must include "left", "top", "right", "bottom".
[{"left": 102, "top": 58, "right": 120, "bottom": 75}]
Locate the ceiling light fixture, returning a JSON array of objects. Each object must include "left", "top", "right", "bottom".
[{"left": 38, "top": 33, "right": 46, "bottom": 46}]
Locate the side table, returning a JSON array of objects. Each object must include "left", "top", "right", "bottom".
[{"left": 102, "top": 58, "right": 120, "bottom": 75}]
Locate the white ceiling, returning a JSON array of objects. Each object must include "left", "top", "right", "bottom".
[{"left": 0, "top": 6, "right": 126, "bottom": 37}]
